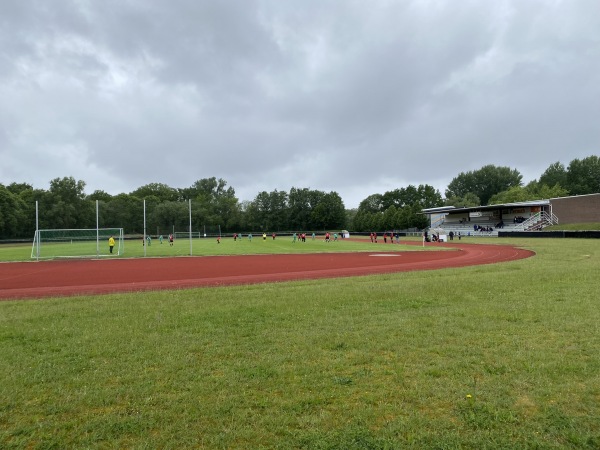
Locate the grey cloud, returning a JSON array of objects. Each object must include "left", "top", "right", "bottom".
[{"left": 1, "top": 0, "right": 599, "bottom": 207}]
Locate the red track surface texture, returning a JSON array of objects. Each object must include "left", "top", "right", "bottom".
[{"left": 0, "top": 242, "right": 534, "bottom": 301}]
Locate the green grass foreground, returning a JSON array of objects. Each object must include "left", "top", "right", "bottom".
[{"left": 1, "top": 238, "right": 599, "bottom": 448}]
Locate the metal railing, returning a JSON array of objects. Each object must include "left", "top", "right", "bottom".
[{"left": 522, "top": 211, "right": 559, "bottom": 231}]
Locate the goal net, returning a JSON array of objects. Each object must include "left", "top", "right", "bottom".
[{"left": 31, "top": 228, "right": 125, "bottom": 259}]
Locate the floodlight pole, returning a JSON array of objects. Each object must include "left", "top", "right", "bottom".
[
  {"left": 189, "top": 199, "right": 192, "bottom": 256},
  {"left": 143, "top": 199, "right": 147, "bottom": 257},
  {"left": 35, "top": 201, "right": 39, "bottom": 261},
  {"left": 96, "top": 200, "right": 99, "bottom": 258}
]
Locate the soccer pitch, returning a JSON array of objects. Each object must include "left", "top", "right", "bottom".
[{"left": 1, "top": 235, "right": 434, "bottom": 262}]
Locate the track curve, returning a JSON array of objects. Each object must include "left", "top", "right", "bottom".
[{"left": 0, "top": 242, "right": 534, "bottom": 300}]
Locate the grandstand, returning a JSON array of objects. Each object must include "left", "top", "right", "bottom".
[{"left": 421, "top": 194, "right": 600, "bottom": 238}]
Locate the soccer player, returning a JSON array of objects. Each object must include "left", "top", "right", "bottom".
[{"left": 108, "top": 235, "right": 115, "bottom": 254}]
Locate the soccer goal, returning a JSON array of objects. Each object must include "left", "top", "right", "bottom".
[{"left": 31, "top": 228, "right": 125, "bottom": 260}]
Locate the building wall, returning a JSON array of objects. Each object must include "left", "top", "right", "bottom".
[{"left": 551, "top": 193, "right": 600, "bottom": 224}]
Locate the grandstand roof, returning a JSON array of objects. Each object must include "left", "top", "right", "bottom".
[{"left": 422, "top": 199, "right": 550, "bottom": 215}]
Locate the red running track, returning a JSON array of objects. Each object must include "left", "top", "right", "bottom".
[{"left": 0, "top": 242, "right": 534, "bottom": 301}]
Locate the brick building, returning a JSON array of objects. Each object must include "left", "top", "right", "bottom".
[{"left": 550, "top": 193, "right": 600, "bottom": 224}]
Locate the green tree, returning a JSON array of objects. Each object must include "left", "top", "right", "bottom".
[
  {"left": 445, "top": 165, "right": 522, "bottom": 205},
  {"left": 143, "top": 195, "right": 162, "bottom": 234},
  {"left": 180, "top": 178, "right": 241, "bottom": 232},
  {"left": 0, "top": 185, "right": 27, "bottom": 239},
  {"left": 354, "top": 185, "right": 441, "bottom": 231},
  {"left": 533, "top": 182, "right": 569, "bottom": 200},
  {"left": 105, "top": 194, "right": 144, "bottom": 233},
  {"left": 381, "top": 205, "right": 398, "bottom": 230},
  {"left": 131, "top": 183, "right": 179, "bottom": 202},
  {"left": 488, "top": 186, "right": 529, "bottom": 204},
  {"left": 382, "top": 185, "right": 442, "bottom": 210},
  {"left": 445, "top": 193, "right": 481, "bottom": 207},
  {"left": 88, "top": 190, "right": 113, "bottom": 202},
  {"left": 288, "top": 187, "right": 325, "bottom": 230},
  {"left": 345, "top": 209, "right": 357, "bottom": 231},
  {"left": 6, "top": 182, "right": 33, "bottom": 195},
  {"left": 15, "top": 186, "right": 42, "bottom": 238},
  {"left": 351, "top": 209, "right": 372, "bottom": 231},
  {"left": 311, "top": 192, "right": 346, "bottom": 230},
  {"left": 249, "top": 190, "right": 289, "bottom": 231},
  {"left": 151, "top": 201, "right": 190, "bottom": 235},
  {"left": 394, "top": 207, "right": 412, "bottom": 230},
  {"left": 488, "top": 182, "right": 569, "bottom": 204},
  {"left": 357, "top": 194, "right": 384, "bottom": 213},
  {"left": 352, "top": 194, "right": 383, "bottom": 231},
  {"left": 566, "top": 155, "right": 600, "bottom": 195},
  {"left": 45, "top": 177, "right": 94, "bottom": 229},
  {"left": 539, "top": 162, "right": 568, "bottom": 191}
]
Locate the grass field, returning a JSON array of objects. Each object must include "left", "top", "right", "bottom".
[
  {"left": 544, "top": 223, "right": 600, "bottom": 231},
  {"left": 1, "top": 235, "right": 435, "bottom": 262},
  {"left": 1, "top": 237, "right": 599, "bottom": 448}
]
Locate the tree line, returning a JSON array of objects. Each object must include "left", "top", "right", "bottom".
[
  {"left": 0, "top": 177, "right": 348, "bottom": 239},
  {"left": 1, "top": 155, "right": 598, "bottom": 239},
  {"left": 443, "top": 155, "right": 600, "bottom": 206},
  {"left": 350, "top": 155, "right": 599, "bottom": 232}
]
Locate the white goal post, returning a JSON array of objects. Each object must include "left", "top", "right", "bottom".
[{"left": 31, "top": 228, "right": 125, "bottom": 260}]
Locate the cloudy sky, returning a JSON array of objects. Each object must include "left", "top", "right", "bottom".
[{"left": 2, "top": 0, "right": 599, "bottom": 208}]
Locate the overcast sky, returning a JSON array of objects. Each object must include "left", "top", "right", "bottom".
[{"left": 2, "top": 0, "right": 599, "bottom": 208}]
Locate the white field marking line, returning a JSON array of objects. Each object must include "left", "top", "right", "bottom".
[{"left": 369, "top": 254, "right": 401, "bottom": 257}]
